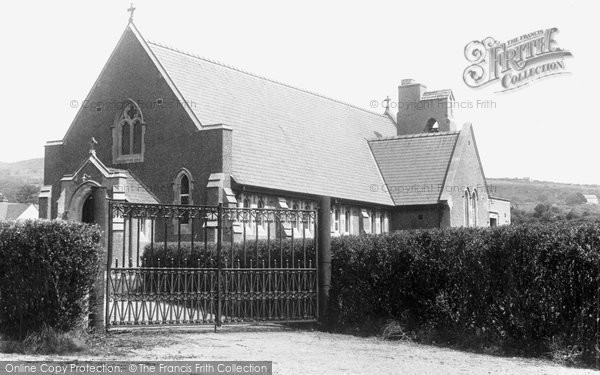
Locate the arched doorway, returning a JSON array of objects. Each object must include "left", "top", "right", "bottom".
[
  {"left": 81, "top": 193, "right": 95, "bottom": 224},
  {"left": 66, "top": 181, "right": 101, "bottom": 222}
]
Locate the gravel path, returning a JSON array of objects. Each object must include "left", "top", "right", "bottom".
[{"left": 1, "top": 326, "right": 597, "bottom": 375}]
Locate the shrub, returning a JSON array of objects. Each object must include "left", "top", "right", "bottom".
[
  {"left": 141, "top": 239, "right": 315, "bottom": 268},
  {"left": 0, "top": 325, "right": 88, "bottom": 355},
  {"left": 326, "top": 223, "right": 600, "bottom": 363},
  {"left": 0, "top": 220, "right": 102, "bottom": 338}
]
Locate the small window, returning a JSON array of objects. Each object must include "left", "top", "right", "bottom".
[
  {"left": 304, "top": 203, "right": 312, "bottom": 230},
  {"left": 371, "top": 211, "right": 376, "bottom": 234},
  {"left": 334, "top": 209, "right": 340, "bottom": 232},
  {"left": 345, "top": 210, "right": 350, "bottom": 233},
  {"left": 418, "top": 214, "right": 424, "bottom": 221},
  {"left": 257, "top": 199, "right": 264, "bottom": 226},
  {"left": 425, "top": 118, "right": 439, "bottom": 133},
  {"left": 293, "top": 203, "right": 300, "bottom": 230},
  {"left": 179, "top": 174, "right": 190, "bottom": 223}
]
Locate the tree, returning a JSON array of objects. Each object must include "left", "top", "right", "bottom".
[
  {"left": 565, "top": 192, "right": 586, "bottom": 205},
  {"left": 15, "top": 184, "right": 40, "bottom": 204},
  {"left": 533, "top": 203, "right": 551, "bottom": 218}
]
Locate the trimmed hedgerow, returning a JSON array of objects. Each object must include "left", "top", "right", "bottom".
[
  {"left": 326, "top": 222, "right": 600, "bottom": 362},
  {"left": 0, "top": 220, "right": 102, "bottom": 338},
  {"left": 141, "top": 239, "right": 316, "bottom": 268}
]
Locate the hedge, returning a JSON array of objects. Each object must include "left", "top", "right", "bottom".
[
  {"left": 0, "top": 220, "right": 102, "bottom": 338},
  {"left": 141, "top": 239, "right": 315, "bottom": 268},
  {"left": 326, "top": 222, "right": 600, "bottom": 361}
]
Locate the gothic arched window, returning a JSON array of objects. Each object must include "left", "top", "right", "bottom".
[
  {"left": 113, "top": 100, "right": 145, "bottom": 164},
  {"left": 172, "top": 169, "right": 193, "bottom": 225},
  {"left": 180, "top": 175, "right": 190, "bottom": 205},
  {"left": 464, "top": 190, "right": 470, "bottom": 227}
]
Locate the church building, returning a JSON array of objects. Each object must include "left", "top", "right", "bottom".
[{"left": 39, "top": 22, "right": 509, "bottom": 236}]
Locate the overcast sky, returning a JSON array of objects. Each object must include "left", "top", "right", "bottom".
[{"left": 0, "top": 0, "right": 596, "bottom": 184}]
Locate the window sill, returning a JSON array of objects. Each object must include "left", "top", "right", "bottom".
[{"left": 114, "top": 154, "right": 144, "bottom": 164}]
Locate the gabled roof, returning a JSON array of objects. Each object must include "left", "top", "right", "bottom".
[
  {"left": 62, "top": 153, "right": 159, "bottom": 205},
  {"left": 131, "top": 25, "right": 397, "bottom": 206},
  {"left": 368, "top": 132, "right": 460, "bottom": 205},
  {"left": 0, "top": 202, "right": 37, "bottom": 220},
  {"left": 112, "top": 169, "right": 160, "bottom": 204}
]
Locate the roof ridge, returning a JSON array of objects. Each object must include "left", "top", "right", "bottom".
[
  {"left": 147, "top": 40, "right": 389, "bottom": 118},
  {"left": 368, "top": 131, "right": 460, "bottom": 142}
]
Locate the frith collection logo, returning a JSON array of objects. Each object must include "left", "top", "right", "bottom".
[{"left": 463, "top": 28, "right": 572, "bottom": 92}]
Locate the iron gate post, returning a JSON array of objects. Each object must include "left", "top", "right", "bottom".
[
  {"left": 216, "top": 203, "right": 223, "bottom": 328},
  {"left": 104, "top": 200, "right": 113, "bottom": 332},
  {"left": 90, "top": 187, "right": 109, "bottom": 330},
  {"left": 317, "top": 196, "right": 331, "bottom": 322}
]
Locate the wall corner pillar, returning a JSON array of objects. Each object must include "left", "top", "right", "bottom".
[{"left": 317, "top": 196, "right": 331, "bottom": 322}]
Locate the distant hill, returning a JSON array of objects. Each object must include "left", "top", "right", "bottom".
[
  {"left": 487, "top": 177, "right": 600, "bottom": 212},
  {"left": 0, "top": 158, "right": 44, "bottom": 180},
  {"left": 0, "top": 158, "right": 44, "bottom": 202}
]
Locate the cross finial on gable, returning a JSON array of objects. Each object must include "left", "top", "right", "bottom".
[
  {"left": 127, "top": 3, "right": 136, "bottom": 23},
  {"left": 383, "top": 96, "right": 391, "bottom": 112}
]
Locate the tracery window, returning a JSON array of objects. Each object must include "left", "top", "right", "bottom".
[{"left": 113, "top": 100, "right": 145, "bottom": 163}]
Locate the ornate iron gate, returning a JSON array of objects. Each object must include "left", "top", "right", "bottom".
[{"left": 105, "top": 201, "right": 319, "bottom": 328}]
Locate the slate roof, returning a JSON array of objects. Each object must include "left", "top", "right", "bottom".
[
  {"left": 145, "top": 37, "right": 397, "bottom": 206},
  {"left": 0, "top": 202, "right": 36, "bottom": 220},
  {"left": 110, "top": 168, "right": 159, "bottom": 204},
  {"left": 368, "top": 132, "right": 460, "bottom": 205}
]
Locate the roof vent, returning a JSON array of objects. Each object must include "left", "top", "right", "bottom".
[{"left": 401, "top": 79, "right": 416, "bottom": 86}]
